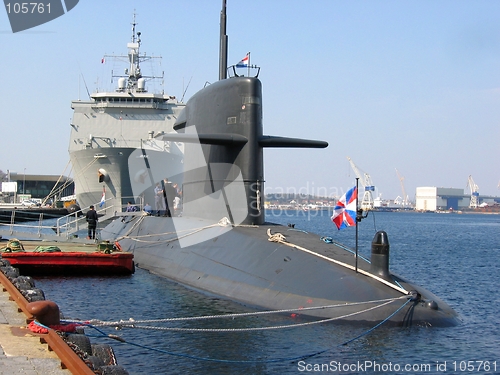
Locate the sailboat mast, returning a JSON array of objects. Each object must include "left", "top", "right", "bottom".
[{"left": 219, "top": 0, "right": 228, "bottom": 80}]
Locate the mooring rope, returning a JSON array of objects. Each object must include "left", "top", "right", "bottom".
[
  {"left": 90, "top": 299, "right": 402, "bottom": 333},
  {"left": 266, "top": 228, "right": 408, "bottom": 295},
  {"left": 64, "top": 295, "right": 408, "bottom": 331},
  {"left": 114, "top": 214, "right": 147, "bottom": 242},
  {"left": 69, "top": 297, "right": 414, "bottom": 364},
  {"left": 116, "top": 217, "right": 233, "bottom": 244},
  {"left": 42, "top": 159, "right": 73, "bottom": 205}
]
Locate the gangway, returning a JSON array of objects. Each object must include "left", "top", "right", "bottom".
[{"left": 0, "top": 197, "right": 142, "bottom": 243}]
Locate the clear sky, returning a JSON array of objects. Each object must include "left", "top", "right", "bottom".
[{"left": 1, "top": 0, "right": 499, "bottom": 200}]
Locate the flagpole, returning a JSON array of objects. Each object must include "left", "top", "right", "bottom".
[
  {"left": 247, "top": 52, "right": 250, "bottom": 77},
  {"left": 355, "top": 177, "right": 359, "bottom": 273}
]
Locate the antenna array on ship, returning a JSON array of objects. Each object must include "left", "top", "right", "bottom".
[
  {"left": 218, "top": 2, "right": 259, "bottom": 80},
  {"left": 103, "top": 13, "right": 164, "bottom": 93}
]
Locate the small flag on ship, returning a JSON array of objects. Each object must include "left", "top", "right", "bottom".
[
  {"left": 236, "top": 52, "right": 250, "bottom": 67},
  {"left": 99, "top": 187, "right": 106, "bottom": 207},
  {"left": 331, "top": 186, "right": 357, "bottom": 230}
]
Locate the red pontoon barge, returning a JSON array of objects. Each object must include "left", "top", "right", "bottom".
[{"left": 1, "top": 240, "right": 134, "bottom": 275}]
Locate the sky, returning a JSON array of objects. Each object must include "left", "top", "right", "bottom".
[{"left": 1, "top": 0, "right": 499, "bottom": 201}]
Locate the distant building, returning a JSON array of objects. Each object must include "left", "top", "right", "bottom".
[
  {"left": 1, "top": 172, "right": 73, "bottom": 203},
  {"left": 415, "top": 187, "right": 500, "bottom": 211}
]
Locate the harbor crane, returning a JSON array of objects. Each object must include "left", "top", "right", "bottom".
[
  {"left": 346, "top": 156, "right": 375, "bottom": 210},
  {"left": 466, "top": 175, "right": 479, "bottom": 208},
  {"left": 395, "top": 168, "right": 410, "bottom": 207}
]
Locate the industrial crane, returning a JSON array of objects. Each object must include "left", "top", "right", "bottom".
[
  {"left": 466, "top": 175, "right": 479, "bottom": 208},
  {"left": 395, "top": 168, "right": 409, "bottom": 207},
  {"left": 346, "top": 156, "right": 375, "bottom": 210}
]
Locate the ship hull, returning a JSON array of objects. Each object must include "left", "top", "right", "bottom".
[
  {"left": 102, "top": 216, "right": 460, "bottom": 326},
  {"left": 70, "top": 147, "right": 183, "bottom": 210}
]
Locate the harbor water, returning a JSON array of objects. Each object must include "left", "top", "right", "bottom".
[{"left": 31, "top": 211, "right": 499, "bottom": 374}]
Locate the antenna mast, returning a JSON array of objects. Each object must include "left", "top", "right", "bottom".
[{"left": 219, "top": 0, "right": 228, "bottom": 80}]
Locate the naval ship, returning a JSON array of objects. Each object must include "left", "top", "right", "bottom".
[
  {"left": 101, "top": 3, "right": 459, "bottom": 327},
  {"left": 69, "top": 15, "right": 185, "bottom": 211}
]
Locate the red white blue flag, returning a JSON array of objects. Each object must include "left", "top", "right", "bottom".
[
  {"left": 331, "top": 186, "right": 357, "bottom": 230},
  {"left": 236, "top": 53, "right": 249, "bottom": 67},
  {"left": 99, "top": 186, "right": 105, "bottom": 207}
]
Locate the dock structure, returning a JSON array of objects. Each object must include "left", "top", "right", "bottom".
[
  {"left": 0, "top": 252, "right": 131, "bottom": 374},
  {"left": 0, "top": 205, "right": 136, "bottom": 276},
  {"left": 1, "top": 240, "right": 134, "bottom": 276},
  {"left": 0, "top": 291, "right": 73, "bottom": 374},
  {"left": 0, "top": 271, "right": 85, "bottom": 374},
  {"left": 0, "top": 205, "right": 138, "bottom": 244}
]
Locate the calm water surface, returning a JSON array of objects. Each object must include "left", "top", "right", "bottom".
[{"left": 33, "top": 211, "right": 500, "bottom": 374}]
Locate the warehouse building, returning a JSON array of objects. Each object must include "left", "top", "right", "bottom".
[
  {"left": 1, "top": 172, "right": 73, "bottom": 204},
  {"left": 415, "top": 187, "right": 499, "bottom": 211}
]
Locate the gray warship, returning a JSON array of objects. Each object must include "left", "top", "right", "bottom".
[
  {"left": 101, "top": 3, "right": 459, "bottom": 326},
  {"left": 69, "top": 15, "right": 185, "bottom": 211}
]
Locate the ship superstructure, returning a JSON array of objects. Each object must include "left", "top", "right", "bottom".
[{"left": 69, "top": 15, "right": 184, "bottom": 211}]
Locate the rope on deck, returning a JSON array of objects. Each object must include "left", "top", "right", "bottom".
[{"left": 267, "top": 228, "right": 408, "bottom": 295}]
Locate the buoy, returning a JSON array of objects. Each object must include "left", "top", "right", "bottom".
[{"left": 114, "top": 241, "right": 122, "bottom": 251}]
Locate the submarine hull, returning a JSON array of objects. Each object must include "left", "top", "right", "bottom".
[
  {"left": 100, "top": 70, "right": 459, "bottom": 327},
  {"left": 102, "top": 216, "right": 459, "bottom": 327}
]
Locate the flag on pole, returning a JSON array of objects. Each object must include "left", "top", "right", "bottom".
[
  {"left": 99, "top": 186, "right": 106, "bottom": 207},
  {"left": 236, "top": 52, "right": 249, "bottom": 67},
  {"left": 331, "top": 186, "right": 357, "bottom": 230}
]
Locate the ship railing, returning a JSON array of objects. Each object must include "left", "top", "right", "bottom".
[
  {"left": 94, "top": 101, "right": 161, "bottom": 109},
  {"left": 84, "top": 137, "right": 175, "bottom": 153},
  {"left": 0, "top": 211, "right": 57, "bottom": 239},
  {"left": 55, "top": 208, "right": 94, "bottom": 239},
  {"left": 112, "top": 196, "right": 146, "bottom": 219},
  {"left": 54, "top": 204, "right": 114, "bottom": 239},
  {"left": 54, "top": 196, "right": 145, "bottom": 238},
  {"left": 0, "top": 199, "right": 146, "bottom": 242}
]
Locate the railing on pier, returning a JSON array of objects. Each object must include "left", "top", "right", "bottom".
[
  {"left": 4, "top": 211, "right": 52, "bottom": 238},
  {"left": 0, "top": 196, "right": 144, "bottom": 242}
]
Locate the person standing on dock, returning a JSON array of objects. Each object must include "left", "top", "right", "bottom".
[
  {"left": 86, "top": 205, "right": 98, "bottom": 240},
  {"left": 154, "top": 183, "right": 164, "bottom": 216}
]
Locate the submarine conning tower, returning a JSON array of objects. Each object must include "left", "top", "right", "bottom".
[
  {"left": 169, "top": 76, "right": 327, "bottom": 225},
  {"left": 370, "top": 230, "right": 391, "bottom": 280}
]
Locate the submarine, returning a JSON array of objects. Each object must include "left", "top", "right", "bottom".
[{"left": 100, "top": 2, "right": 459, "bottom": 327}]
